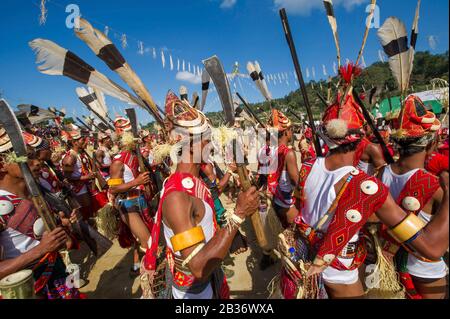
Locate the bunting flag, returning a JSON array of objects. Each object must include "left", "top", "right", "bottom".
[
  {"left": 169, "top": 54, "right": 174, "bottom": 71},
  {"left": 306, "top": 67, "right": 310, "bottom": 78},
  {"left": 182, "top": 60, "right": 185, "bottom": 71},
  {"left": 138, "top": 41, "right": 144, "bottom": 55},
  {"left": 161, "top": 50, "right": 166, "bottom": 68},
  {"left": 322, "top": 64, "right": 327, "bottom": 76},
  {"left": 333, "top": 61, "right": 337, "bottom": 75},
  {"left": 177, "top": 58, "right": 180, "bottom": 71},
  {"left": 312, "top": 67, "right": 316, "bottom": 79},
  {"left": 152, "top": 47, "right": 156, "bottom": 59},
  {"left": 188, "top": 62, "right": 191, "bottom": 73},
  {"left": 121, "top": 34, "right": 128, "bottom": 49},
  {"left": 355, "top": 0, "right": 377, "bottom": 65},
  {"left": 104, "top": 26, "right": 109, "bottom": 36}
]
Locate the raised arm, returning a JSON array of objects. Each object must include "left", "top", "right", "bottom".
[
  {"left": 163, "top": 187, "right": 259, "bottom": 281},
  {"left": 108, "top": 160, "right": 150, "bottom": 194},
  {"left": 375, "top": 173, "right": 449, "bottom": 260}
]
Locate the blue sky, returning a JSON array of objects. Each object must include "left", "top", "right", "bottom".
[{"left": 0, "top": 0, "right": 448, "bottom": 124}]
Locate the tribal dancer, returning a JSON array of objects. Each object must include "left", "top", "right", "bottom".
[
  {"left": 108, "top": 117, "right": 153, "bottom": 276},
  {"left": 267, "top": 109, "right": 300, "bottom": 229},
  {"left": 61, "top": 130, "right": 96, "bottom": 220},
  {"left": 0, "top": 129, "right": 82, "bottom": 299},
  {"left": 142, "top": 92, "right": 259, "bottom": 299},
  {"left": 279, "top": 65, "right": 449, "bottom": 299},
  {"left": 378, "top": 95, "right": 448, "bottom": 299},
  {"left": 95, "top": 131, "right": 113, "bottom": 180}
]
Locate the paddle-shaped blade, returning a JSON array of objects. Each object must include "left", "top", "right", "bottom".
[{"left": 203, "top": 56, "right": 235, "bottom": 126}]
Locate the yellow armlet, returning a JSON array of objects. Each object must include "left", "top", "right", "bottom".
[
  {"left": 108, "top": 178, "right": 124, "bottom": 187},
  {"left": 388, "top": 214, "right": 426, "bottom": 243},
  {"left": 170, "top": 226, "right": 205, "bottom": 252}
]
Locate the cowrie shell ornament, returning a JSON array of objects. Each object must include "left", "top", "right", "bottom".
[
  {"left": 0, "top": 200, "right": 14, "bottom": 216},
  {"left": 182, "top": 178, "right": 194, "bottom": 189},
  {"left": 402, "top": 196, "right": 421, "bottom": 212},
  {"left": 323, "top": 254, "right": 336, "bottom": 263},
  {"left": 361, "top": 181, "right": 378, "bottom": 195},
  {"left": 346, "top": 209, "right": 362, "bottom": 223}
]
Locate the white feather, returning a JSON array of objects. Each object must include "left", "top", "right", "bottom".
[{"left": 377, "top": 17, "right": 411, "bottom": 93}]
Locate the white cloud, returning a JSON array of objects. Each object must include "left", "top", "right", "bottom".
[
  {"left": 176, "top": 71, "right": 202, "bottom": 85},
  {"left": 273, "top": 0, "right": 367, "bottom": 16},
  {"left": 220, "top": 0, "right": 237, "bottom": 9}
]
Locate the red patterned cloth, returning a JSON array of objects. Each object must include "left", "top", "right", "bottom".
[
  {"left": 143, "top": 172, "right": 226, "bottom": 298},
  {"left": 295, "top": 160, "right": 389, "bottom": 270},
  {"left": 353, "top": 137, "right": 371, "bottom": 166},
  {"left": 267, "top": 144, "right": 295, "bottom": 206},
  {"left": 425, "top": 152, "right": 449, "bottom": 176}
]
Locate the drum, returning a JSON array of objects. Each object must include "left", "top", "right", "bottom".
[{"left": 0, "top": 269, "right": 35, "bottom": 299}]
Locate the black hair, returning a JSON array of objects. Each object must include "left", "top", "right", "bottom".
[
  {"left": 329, "top": 140, "right": 361, "bottom": 155},
  {"left": 393, "top": 137, "right": 427, "bottom": 157}
]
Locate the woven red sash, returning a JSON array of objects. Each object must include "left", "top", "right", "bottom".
[
  {"left": 113, "top": 150, "right": 140, "bottom": 179},
  {"left": 267, "top": 144, "right": 291, "bottom": 196},
  {"left": 0, "top": 194, "right": 39, "bottom": 239},
  {"left": 396, "top": 169, "right": 439, "bottom": 214},
  {"left": 143, "top": 172, "right": 216, "bottom": 272},
  {"left": 353, "top": 137, "right": 371, "bottom": 167},
  {"left": 294, "top": 160, "right": 389, "bottom": 271}
]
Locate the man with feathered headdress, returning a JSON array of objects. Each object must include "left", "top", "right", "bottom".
[
  {"left": 377, "top": 94, "right": 448, "bottom": 299},
  {"left": 108, "top": 118, "right": 154, "bottom": 277},
  {"left": 141, "top": 91, "right": 259, "bottom": 299},
  {"left": 278, "top": 63, "right": 449, "bottom": 299},
  {"left": 61, "top": 130, "right": 97, "bottom": 221}
]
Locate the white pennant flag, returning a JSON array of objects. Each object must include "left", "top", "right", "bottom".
[
  {"left": 312, "top": 67, "right": 316, "bottom": 79},
  {"left": 104, "top": 26, "right": 109, "bottom": 36},
  {"left": 177, "top": 58, "right": 180, "bottom": 71},
  {"left": 182, "top": 60, "right": 185, "bottom": 72},
  {"left": 306, "top": 68, "right": 310, "bottom": 78},
  {"left": 188, "top": 62, "right": 191, "bottom": 73},
  {"left": 161, "top": 50, "right": 166, "bottom": 68},
  {"left": 138, "top": 41, "right": 144, "bottom": 55},
  {"left": 333, "top": 62, "right": 337, "bottom": 75},
  {"left": 121, "top": 34, "right": 128, "bottom": 49},
  {"left": 152, "top": 48, "right": 156, "bottom": 59},
  {"left": 277, "top": 73, "right": 282, "bottom": 82},
  {"left": 322, "top": 64, "right": 327, "bottom": 76},
  {"left": 169, "top": 54, "right": 174, "bottom": 71},
  {"left": 197, "top": 66, "right": 201, "bottom": 77}
]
